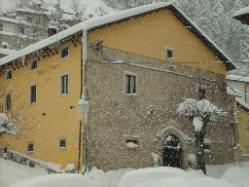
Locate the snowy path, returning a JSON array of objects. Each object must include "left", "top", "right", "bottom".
[{"left": 0, "top": 158, "right": 46, "bottom": 187}]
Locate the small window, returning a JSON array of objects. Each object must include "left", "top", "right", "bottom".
[
  {"left": 126, "top": 139, "right": 138, "bottom": 144},
  {"left": 199, "top": 88, "right": 206, "bottom": 100},
  {"left": 167, "top": 48, "right": 174, "bottom": 58},
  {"left": 18, "top": 26, "right": 24, "bottom": 34},
  {"left": 61, "top": 46, "right": 69, "bottom": 58},
  {"left": 6, "top": 70, "right": 12, "bottom": 80},
  {"left": 27, "top": 17, "right": 32, "bottom": 23},
  {"left": 31, "top": 59, "right": 38, "bottom": 70},
  {"left": 0, "top": 23, "right": 3, "bottom": 31},
  {"left": 30, "top": 85, "right": 37, "bottom": 103},
  {"left": 60, "top": 74, "right": 69, "bottom": 95},
  {"left": 5, "top": 94, "right": 11, "bottom": 111},
  {"left": 27, "top": 143, "right": 34, "bottom": 152},
  {"left": 59, "top": 138, "right": 67, "bottom": 149},
  {"left": 126, "top": 74, "right": 136, "bottom": 94}
]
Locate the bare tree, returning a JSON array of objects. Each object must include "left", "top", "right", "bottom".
[{"left": 0, "top": 113, "right": 16, "bottom": 136}]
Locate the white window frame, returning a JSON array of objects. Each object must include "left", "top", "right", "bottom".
[
  {"left": 60, "top": 73, "right": 69, "bottom": 96},
  {"left": 124, "top": 71, "right": 137, "bottom": 96},
  {"left": 60, "top": 46, "right": 69, "bottom": 59}
]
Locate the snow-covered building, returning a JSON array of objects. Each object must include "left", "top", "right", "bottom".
[
  {"left": 226, "top": 69, "right": 249, "bottom": 157},
  {"left": 227, "top": 8, "right": 249, "bottom": 158},
  {"left": 0, "top": 3, "right": 236, "bottom": 171},
  {"left": 0, "top": 16, "right": 34, "bottom": 36},
  {"left": 0, "top": 1, "right": 50, "bottom": 50}
]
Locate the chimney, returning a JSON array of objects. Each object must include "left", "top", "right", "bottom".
[{"left": 47, "top": 26, "right": 58, "bottom": 37}]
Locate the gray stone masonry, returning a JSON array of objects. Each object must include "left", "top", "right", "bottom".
[{"left": 86, "top": 46, "right": 235, "bottom": 171}]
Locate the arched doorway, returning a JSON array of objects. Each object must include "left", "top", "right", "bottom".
[{"left": 162, "top": 135, "right": 183, "bottom": 168}]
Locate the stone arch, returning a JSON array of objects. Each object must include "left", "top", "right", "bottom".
[{"left": 160, "top": 126, "right": 189, "bottom": 169}]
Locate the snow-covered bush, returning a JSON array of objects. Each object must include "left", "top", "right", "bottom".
[
  {"left": 0, "top": 113, "right": 16, "bottom": 135},
  {"left": 177, "top": 98, "right": 226, "bottom": 119}
]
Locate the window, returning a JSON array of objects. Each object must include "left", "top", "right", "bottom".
[
  {"left": 126, "top": 74, "right": 136, "bottom": 94},
  {"left": 18, "top": 26, "right": 24, "bottom": 34},
  {"left": 60, "top": 74, "right": 69, "bottom": 95},
  {"left": 27, "top": 17, "right": 32, "bottom": 23},
  {"left": 5, "top": 94, "right": 11, "bottom": 111},
  {"left": 199, "top": 87, "right": 206, "bottom": 100},
  {"left": 59, "top": 138, "right": 67, "bottom": 149},
  {"left": 126, "top": 139, "right": 138, "bottom": 144},
  {"left": 167, "top": 48, "right": 174, "bottom": 58},
  {"left": 6, "top": 70, "right": 12, "bottom": 80},
  {"left": 27, "top": 143, "right": 34, "bottom": 152},
  {"left": 30, "top": 85, "right": 37, "bottom": 103},
  {"left": 31, "top": 59, "right": 38, "bottom": 70},
  {"left": 0, "top": 23, "right": 3, "bottom": 31},
  {"left": 61, "top": 46, "right": 69, "bottom": 58}
]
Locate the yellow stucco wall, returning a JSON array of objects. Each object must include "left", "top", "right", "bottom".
[
  {"left": 237, "top": 108, "right": 249, "bottom": 154},
  {"left": 89, "top": 9, "right": 226, "bottom": 74},
  {"left": 0, "top": 42, "right": 82, "bottom": 169}
]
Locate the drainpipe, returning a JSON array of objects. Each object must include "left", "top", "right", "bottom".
[{"left": 78, "top": 29, "right": 90, "bottom": 174}]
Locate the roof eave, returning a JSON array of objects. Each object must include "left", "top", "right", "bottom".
[
  {"left": 168, "top": 6, "right": 235, "bottom": 70},
  {"left": 233, "top": 14, "right": 249, "bottom": 25}
]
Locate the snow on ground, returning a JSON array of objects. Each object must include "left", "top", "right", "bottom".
[
  {"left": 0, "top": 158, "right": 47, "bottom": 187},
  {"left": 221, "top": 162, "right": 249, "bottom": 187},
  {"left": 1, "top": 157, "right": 249, "bottom": 187}
]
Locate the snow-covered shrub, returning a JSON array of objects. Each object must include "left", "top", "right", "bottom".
[
  {"left": 0, "top": 113, "right": 16, "bottom": 135},
  {"left": 177, "top": 98, "right": 226, "bottom": 119}
]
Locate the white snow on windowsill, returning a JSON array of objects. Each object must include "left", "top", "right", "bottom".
[{"left": 126, "top": 142, "right": 139, "bottom": 149}]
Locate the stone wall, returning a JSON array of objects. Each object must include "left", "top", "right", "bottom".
[{"left": 86, "top": 46, "right": 235, "bottom": 171}]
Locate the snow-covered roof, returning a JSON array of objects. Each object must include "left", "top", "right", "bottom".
[
  {"left": 62, "top": 13, "right": 75, "bottom": 21},
  {"left": 0, "top": 16, "right": 31, "bottom": 26},
  {"left": 233, "top": 7, "right": 249, "bottom": 24},
  {"left": 0, "top": 31, "right": 38, "bottom": 40},
  {"left": 226, "top": 68, "right": 249, "bottom": 82},
  {"left": 226, "top": 75, "right": 249, "bottom": 83},
  {"left": 16, "top": 8, "right": 50, "bottom": 16},
  {"left": 234, "top": 7, "right": 249, "bottom": 18},
  {"left": 0, "top": 48, "right": 16, "bottom": 56},
  {"left": 0, "top": 2, "right": 234, "bottom": 69},
  {"left": 236, "top": 97, "right": 249, "bottom": 111}
]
